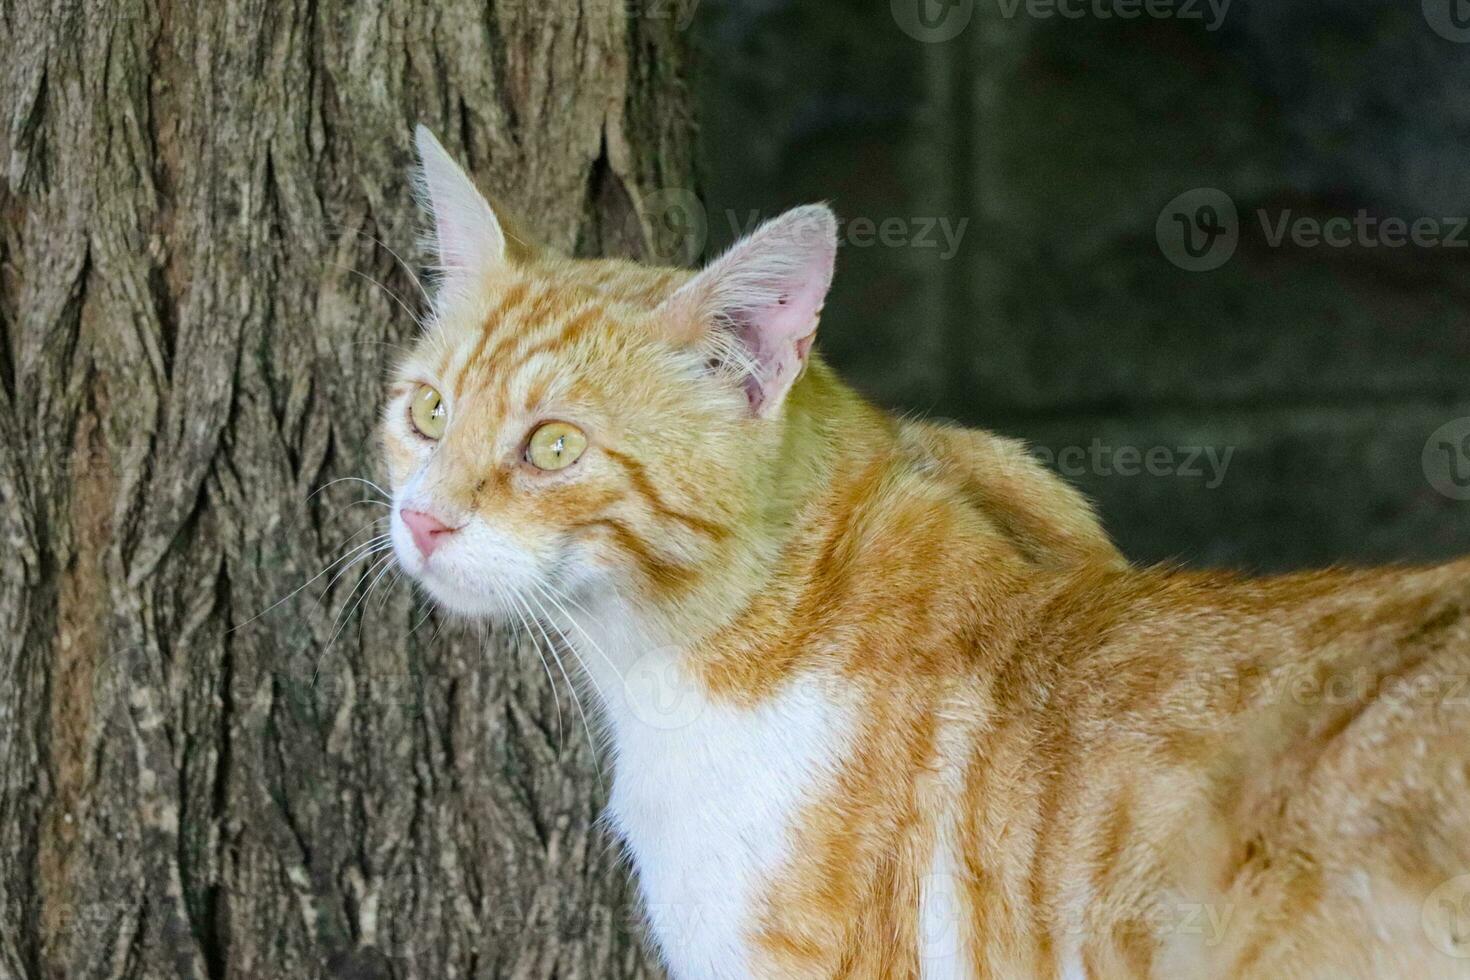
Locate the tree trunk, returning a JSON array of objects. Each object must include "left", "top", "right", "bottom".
[{"left": 0, "top": 1, "right": 694, "bottom": 976}]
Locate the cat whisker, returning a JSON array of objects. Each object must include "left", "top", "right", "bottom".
[
  {"left": 421, "top": 611, "right": 447, "bottom": 650},
  {"left": 332, "top": 263, "right": 431, "bottom": 332},
  {"left": 313, "top": 499, "right": 392, "bottom": 526},
  {"left": 407, "top": 591, "right": 435, "bottom": 637},
  {"left": 354, "top": 551, "right": 402, "bottom": 637},
  {"left": 350, "top": 339, "right": 420, "bottom": 359},
  {"left": 376, "top": 567, "right": 405, "bottom": 613},
  {"left": 313, "top": 550, "right": 397, "bottom": 683},
  {"left": 230, "top": 526, "right": 389, "bottom": 633},
  {"left": 530, "top": 581, "right": 622, "bottom": 692},
  {"left": 495, "top": 580, "right": 566, "bottom": 754},
  {"left": 352, "top": 554, "right": 406, "bottom": 646},
  {"left": 308, "top": 475, "right": 391, "bottom": 501},
  {"left": 341, "top": 228, "right": 434, "bottom": 311},
  {"left": 309, "top": 535, "right": 394, "bottom": 618},
  {"left": 527, "top": 584, "right": 613, "bottom": 716},
  {"left": 527, "top": 596, "right": 614, "bottom": 793},
  {"left": 517, "top": 589, "right": 605, "bottom": 788},
  {"left": 405, "top": 581, "right": 438, "bottom": 637},
  {"left": 535, "top": 587, "right": 614, "bottom": 664}
]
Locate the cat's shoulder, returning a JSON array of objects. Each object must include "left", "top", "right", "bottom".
[{"left": 896, "top": 418, "right": 1126, "bottom": 571}]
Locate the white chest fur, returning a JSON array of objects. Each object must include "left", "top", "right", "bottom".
[
  {"left": 556, "top": 605, "right": 852, "bottom": 979},
  {"left": 609, "top": 677, "right": 849, "bottom": 978}
]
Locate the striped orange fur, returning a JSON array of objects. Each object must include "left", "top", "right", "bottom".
[{"left": 382, "top": 129, "right": 1470, "bottom": 978}]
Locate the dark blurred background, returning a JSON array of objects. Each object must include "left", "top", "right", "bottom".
[{"left": 688, "top": 0, "right": 1470, "bottom": 571}]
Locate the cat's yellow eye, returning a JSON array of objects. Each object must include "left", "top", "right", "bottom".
[
  {"left": 526, "top": 421, "right": 587, "bottom": 471},
  {"left": 409, "top": 384, "right": 448, "bottom": 440}
]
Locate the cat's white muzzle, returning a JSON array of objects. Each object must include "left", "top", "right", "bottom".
[{"left": 390, "top": 501, "right": 544, "bottom": 621}]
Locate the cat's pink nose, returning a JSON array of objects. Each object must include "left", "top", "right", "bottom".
[{"left": 400, "top": 508, "right": 456, "bottom": 558}]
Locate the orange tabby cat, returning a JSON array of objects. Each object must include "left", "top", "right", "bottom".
[{"left": 382, "top": 127, "right": 1470, "bottom": 979}]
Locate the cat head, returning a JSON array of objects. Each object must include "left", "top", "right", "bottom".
[{"left": 380, "top": 127, "right": 838, "bottom": 622}]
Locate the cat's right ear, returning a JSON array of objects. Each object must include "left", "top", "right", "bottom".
[
  {"left": 413, "top": 125, "right": 507, "bottom": 297},
  {"left": 657, "top": 204, "right": 838, "bottom": 418}
]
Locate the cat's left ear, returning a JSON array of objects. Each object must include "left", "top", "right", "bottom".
[
  {"left": 413, "top": 125, "right": 507, "bottom": 296},
  {"left": 658, "top": 204, "right": 838, "bottom": 418}
]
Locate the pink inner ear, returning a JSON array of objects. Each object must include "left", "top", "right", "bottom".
[
  {"left": 795, "top": 333, "right": 816, "bottom": 362},
  {"left": 414, "top": 126, "right": 506, "bottom": 279},
  {"left": 658, "top": 204, "right": 837, "bottom": 415},
  {"left": 737, "top": 249, "right": 832, "bottom": 410}
]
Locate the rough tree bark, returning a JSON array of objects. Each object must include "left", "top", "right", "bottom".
[{"left": 0, "top": 1, "right": 695, "bottom": 976}]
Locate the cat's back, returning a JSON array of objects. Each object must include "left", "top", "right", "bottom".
[{"left": 963, "top": 558, "right": 1470, "bottom": 977}]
